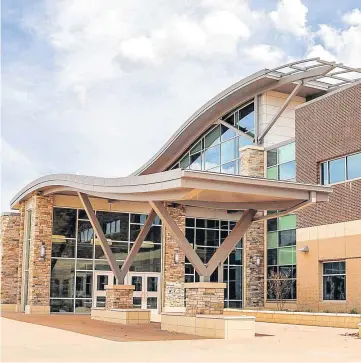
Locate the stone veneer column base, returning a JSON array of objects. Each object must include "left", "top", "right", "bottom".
[
  {"left": 25, "top": 305, "right": 50, "bottom": 314},
  {"left": 105, "top": 285, "right": 134, "bottom": 310},
  {"left": 1, "top": 304, "right": 18, "bottom": 312},
  {"left": 185, "top": 282, "right": 226, "bottom": 316}
]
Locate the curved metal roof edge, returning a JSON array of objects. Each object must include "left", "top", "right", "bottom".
[{"left": 131, "top": 68, "right": 268, "bottom": 176}]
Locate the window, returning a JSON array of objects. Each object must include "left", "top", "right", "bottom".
[
  {"left": 267, "top": 142, "right": 296, "bottom": 181},
  {"left": 185, "top": 218, "right": 243, "bottom": 308},
  {"left": 50, "top": 208, "right": 162, "bottom": 313},
  {"left": 267, "top": 214, "right": 297, "bottom": 300},
  {"left": 170, "top": 101, "right": 254, "bottom": 175},
  {"left": 323, "top": 262, "right": 346, "bottom": 300},
  {"left": 320, "top": 151, "right": 361, "bottom": 185}
]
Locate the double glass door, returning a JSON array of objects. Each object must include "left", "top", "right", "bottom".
[
  {"left": 129, "top": 273, "right": 160, "bottom": 313},
  {"left": 93, "top": 271, "right": 160, "bottom": 314}
]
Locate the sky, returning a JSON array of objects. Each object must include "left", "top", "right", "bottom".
[{"left": 2, "top": 0, "right": 361, "bottom": 212}]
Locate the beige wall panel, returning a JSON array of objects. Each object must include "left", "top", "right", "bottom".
[
  {"left": 345, "top": 235, "right": 361, "bottom": 258},
  {"left": 318, "top": 237, "right": 346, "bottom": 260}
]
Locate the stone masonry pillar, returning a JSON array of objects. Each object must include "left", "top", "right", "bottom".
[
  {"left": 105, "top": 285, "right": 134, "bottom": 309},
  {"left": 0, "top": 212, "right": 21, "bottom": 312},
  {"left": 26, "top": 195, "right": 54, "bottom": 314},
  {"left": 16, "top": 203, "right": 25, "bottom": 311},
  {"left": 185, "top": 282, "right": 226, "bottom": 316},
  {"left": 239, "top": 145, "right": 266, "bottom": 308},
  {"left": 162, "top": 203, "right": 186, "bottom": 312}
]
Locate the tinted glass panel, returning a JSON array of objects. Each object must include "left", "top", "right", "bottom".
[
  {"left": 267, "top": 218, "right": 277, "bottom": 232},
  {"left": 221, "top": 161, "right": 237, "bottom": 174},
  {"left": 278, "top": 215, "right": 296, "bottom": 230},
  {"left": 279, "top": 161, "right": 296, "bottom": 180},
  {"left": 267, "top": 232, "right": 278, "bottom": 248},
  {"left": 76, "top": 260, "right": 93, "bottom": 270},
  {"left": 130, "top": 243, "right": 161, "bottom": 272},
  {"left": 180, "top": 154, "right": 190, "bottom": 169},
  {"left": 278, "top": 143, "right": 295, "bottom": 164},
  {"left": 50, "top": 299, "right": 74, "bottom": 313},
  {"left": 75, "top": 272, "right": 92, "bottom": 298},
  {"left": 52, "top": 208, "right": 76, "bottom": 238},
  {"left": 96, "top": 212, "right": 129, "bottom": 241},
  {"left": 220, "top": 124, "right": 236, "bottom": 141},
  {"left": 75, "top": 299, "right": 92, "bottom": 313},
  {"left": 204, "top": 145, "right": 220, "bottom": 170},
  {"left": 323, "top": 276, "right": 346, "bottom": 300},
  {"left": 238, "top": 103, "right": 254, "bottom": 133},
  {"left": 190, "top": 152, "right": 202, "bottom": 170},
  {"left": 51, "top": 238, "right": 75, "bottom": 258},
  {"left": 321, "top": 162, "right": 329, "bottom": 185},
  {"left": 130, "top": 214, "right": 147, "bottom": 224},
  {"left": 221, "top": 139, "right": 236, "bottom": 164},
  {"left": 267, "top": 149, "right": 277, "bottom": 167},
  {"left": 329, "top": 158, "right": 345, "bottom": 184},
  {"left": 190, "top": 140, "right": 202, "bottom": 154},
  {"left": 50, "top": 259, "right": 75, "bottom": 298},
  {"left": 205, "top": 126, "right": 220, "bottom": 148},
  {"left": 347, "top": 153, "right": 361, "bottom": 180},
  {"left": 278, "top": 246, "right": 296, "bottom": 265},
  {"left": 267, "top": 249, "right": 277, "bottom": 265},
  {"left": 323, "top": 262, "right": 345, "bottom": 275},
  {"left": 279, "top": 230, "right": 296, "bottom": 247},
  {"left": 267, "top": 166, "right": 278, "bottom": 180}
]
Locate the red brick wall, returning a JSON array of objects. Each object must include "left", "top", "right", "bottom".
[{"left": 295, "top": 83, "right": 361, "bottom": 228}]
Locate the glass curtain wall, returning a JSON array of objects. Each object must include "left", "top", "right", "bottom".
[
  {"left": 50, "top": 207, "right": 162, "bottom": 313},
  {"left": 185, "top": 218, "right": 243, "bottom": 308},
  {"left": 266, "top": 142, "right": 297, "bottom": 300},
  {"left": 170, "top": 102, "right": 254, "bottom": 174}
]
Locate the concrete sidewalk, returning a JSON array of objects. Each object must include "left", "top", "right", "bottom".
[{"left": 1, "top": 317, "right": 360, "bottom": 362}]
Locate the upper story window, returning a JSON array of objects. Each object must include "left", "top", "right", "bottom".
[
  {"left": 266, "top": 142, "right": 296, "bottom": 181},
  {"left": 320, "top": 151, "right": 361, "bottom": 185},
  {"left": 170, "top": 102, "right": 254, "bottom": 175}
]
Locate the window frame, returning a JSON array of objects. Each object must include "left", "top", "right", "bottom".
[
  {"left": 266, "top": 142, "right": 296, "bottom": 181},
  {"left": 322, "top": 261, "right": 346, "bottom": 301},
  {"left": 320, "top": 151, "right": 361, "bottom": 185}
]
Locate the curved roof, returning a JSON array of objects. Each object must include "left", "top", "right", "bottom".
[
  {"left": 133, "top": 58, "right": 361, "bottom": 176},
  {"left": 10, "top": 169, "right": 331, "bottom": 211}
]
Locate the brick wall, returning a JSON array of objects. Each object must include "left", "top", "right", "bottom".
[
  {"left": 296, "top": 83, "right": 361, "bottom": 228},
  {"left": 1, "top": 213, "right": 21, "bottom": 306},
  {"left": 162, "top": 203, "right": 186, "bottom": 309}
]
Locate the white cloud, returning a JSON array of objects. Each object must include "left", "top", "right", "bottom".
[
  {"left": 269, "top": 0, "right": 308, "bottom": 36},
  {"left": 342, "top": 8, "right": 361, "bottom": 26},
  {"left": 120, "top": 36, "right": 157, "bottom": 63},
  {"left": 242, "top": 44, "right": 288, "bottom": 68}
]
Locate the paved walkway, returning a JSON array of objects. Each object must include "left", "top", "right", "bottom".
[{"left": 1, "top": 317, "right": 360, "bottom": 362}]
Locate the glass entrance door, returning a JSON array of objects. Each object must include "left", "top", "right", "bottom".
[
  {"left": 93, "top": 271, "right": 115, "bottom": 307},
  {"left": 128, "top": 273, "right": 160, "bottom": 314}
]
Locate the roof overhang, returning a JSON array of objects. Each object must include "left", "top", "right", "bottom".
[{"left": 11, "top": 169, "right": 332, "bottom": 212}]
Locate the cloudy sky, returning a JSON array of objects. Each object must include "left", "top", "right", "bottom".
[{"left": 2, "top": 0, "right": 361, "bottom": 211}]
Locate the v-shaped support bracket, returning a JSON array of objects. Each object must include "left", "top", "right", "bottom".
[{"left": 149, "top": 201, "right": 256, "bottom": 278}]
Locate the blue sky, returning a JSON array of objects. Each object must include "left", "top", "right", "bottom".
[{"left": 2, "top": 0, "right": 361, "bottom": 211}]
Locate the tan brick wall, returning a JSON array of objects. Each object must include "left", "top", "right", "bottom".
[
  {"left": 162, "top": 203, "right": 185, "bottom": 309},
  {"left": 27, "top": 195, "right": 54, "bottom": 309},
  {"left": 295, "top": 83, "right": 361, "bottom": 228},
  {"left": 185, "top": 283, "right": 225, "bottom": 316},
  {"left": 240, "top": 146, "right": 265, "bottom": 308},
  {"left": 297, "top": 220, "right": 361, "bottom": 312},
  {"left": 105, "top": 286, "right": 134, "bottom": 309},
  {"left": 1, "top": 213, "right": 21, "bottom": 305}
]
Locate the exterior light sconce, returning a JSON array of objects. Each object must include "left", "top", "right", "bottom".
[
  {"left": 299, "top": 246, "right": 309, "bottom": 253},
  {"left": 39, "top": 242, "right": 46, "bottom": 261},
  {"left": 256, "top": 257, "right": 261, "bottom": 266},
  {"left": 174, "top": 249, "right": 180, "bottom": 264}
]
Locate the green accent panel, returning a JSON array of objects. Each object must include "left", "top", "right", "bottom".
[
  {"left": 267, "top": 166, "right": 278, "bottom": 180},
  {"left": 278, "top": 142, "right": 295, "bottom": 164},
  {"left": 267, "top": 232, "right": 278, "bottom": 248},
  {"left": 278, "top": 246, "right": 296, "bottom": 265},
  {"left": 279, "top": 214, "right": 296, "bottom": 230}
]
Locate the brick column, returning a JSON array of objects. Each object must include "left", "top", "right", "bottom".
[
  {"left": 239, "top": 145, "right": 266, "bottom": 308},
  {"left": 105, "top": 285, "right": 134, "bottom": 309},
  {"left": 26, "top": 195, "right": 54, "bottom": 314},
  {"left": 185, "top": 282, "right": 226, "bottom": 316},
  {"left": 162, "top": 203, "right": 186, "bottom": 311},
  {"left": 1, "top": 212, "right": 21, "bottom": 311}
]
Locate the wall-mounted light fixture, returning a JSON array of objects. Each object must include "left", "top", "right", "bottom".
[
  {"left": 39, "top": 242, "right": 46, "bottom": 261},
  {"left": 174, "top": 249, "right": 180, "bottom": 264},
  {"left": 299, "top": 246, "right": 309, "bottom": 253},
  {"left": 256, "top": 257, "right": 261, "bottom": 266}
]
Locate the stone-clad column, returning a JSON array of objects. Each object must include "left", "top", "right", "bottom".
[
  {"left": 16, "top": 203, "right": 25, "bottom": 311},
  {"left": 239, "top": 145, "right": 266, "bottom": 308},
  {"left": 0, "top": 212, "right": 21, "bottom": 311},
  {"left": 162, "top": 203, "right": 186, "bottom": 311},
  {"left": 105, "top": 286, "right": 134, "bottom": 309},
  {"left": 185, "top": 282, "right": 226, "bottom": 316},
  {"left": 26, "top": 195, "right": 54, "bottom": 314}
]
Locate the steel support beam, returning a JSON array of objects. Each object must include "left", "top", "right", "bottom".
[
  {"left": 217, "top": 119, "right": 254, "bottom": 141},
  {"left": 150, "top": 201, "right": 257, "bottom": 278},
  {"left": 119, "top": 209, "right": 156, "bottom": 284},
  {"left": 78, "top": 192, "right": 122, "bottom": 283},
  {"left": 149, "top": 201, "right": 208, "bottom": 276},
  {"left": 118, "top": 209, "right": 156, "bottom": 283},
  {"left": 258, "top": 82, "right": 302, "bottom": 143},
  {"left": 206, "top": 209, "right": 256, "bottom": 275}
]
